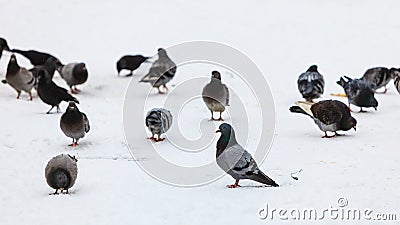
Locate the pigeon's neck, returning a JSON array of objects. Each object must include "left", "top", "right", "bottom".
[
  {"left": 7, "top": 61, "right": 20, "bottom": 74},
  {"left": 216, "top": 130, "right": 237, "bottom": 157}
]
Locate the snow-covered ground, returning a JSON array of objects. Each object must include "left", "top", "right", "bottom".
[{"left": 1, "top": 0, "right": 399, "bottom": 224}]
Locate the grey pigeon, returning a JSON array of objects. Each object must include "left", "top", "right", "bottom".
[
  {"left": 145, "top": 108, "right": 173, "bottom": 142},
  {"left": 0, "top": 38, "right": 10, "bottom": 60},
  {"left": 2, "top": 54, "right": 35, "bottom": 100},
  {"left": 140, "top": 48, "right": 176, "bottom": 94},
  {"left": 10, "top": 49, "right": 59, "bottom": 66},
  {"left": 45, "top": 154, "right": 78, "bottom": 194},
  {"left": 361, "top": 67, "right": 398, "bottom": 93},
  {"left": 216, "top": 123, "right": 279, "bottom": 188},
  {"left": 116, "top": 55, "right": 150, "bottom": 76},
  {"left": 337, "top": 76, "right": 378, "bottom": 112},
  {"left": 57, "top": 62, "right": 88, "bottom": 94},
  {"left": 392, "top": 68, "right": 400, "bottom": 94},
  {"left": 202, "top": 71, "right": 230, "bottom": 121},
  {"left": 290, "top": 100, "right": 357, "bottom": 138},
  {"left": 37, "top": 70, "right": 79, "bottom": 114},
  {"left": 297, "top": 65, "right": 325, "bottom": 102},
  {"left": 60, "top": 102, "right": 90, "bottom": 147}
]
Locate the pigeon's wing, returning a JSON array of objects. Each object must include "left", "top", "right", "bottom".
[
  {"left": 82, "top": 113, "right": 90, "bottom": 133},
  {"left": 311, "top": 101, "right": 343, "bottom": 125},
  {"left": 220, "top": 144, "right": 258, "bottom": 176},
  {"left": 223, "top": 84, "right": 230, "bottom": 106}
]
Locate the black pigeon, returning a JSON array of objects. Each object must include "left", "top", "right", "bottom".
[
  {"left": 216, "top": 123, "right": 279, "bottom": 188},
  {"left": 36, "top": 70, "right": 79, "bottom": 114},
  {"left": 202, "top": 71, "right": 230, "bottom": 121},
  {"left": 10, "top": 49, "right": 59, "bottom": 66},
  {"left": 116, "top": 55, "right": 150, "bottom": 76},
  {"left": 60, "top": 102, "right": 90, "bottom": 147},
  {"left": 45, "top": 154, "right": 78, "bottom": 195},
  {"left": 337, "top": 76, "right": 378, "bottom": 112},
  {"left": 361, "top": 67, "right": 396, "bottom": 93},
  {"left": 297, "top": 65, "right": 325, "bottom": 102},
  {"left": 57, "top": 62, "right": 88, "bottom": 93},
  {"left": 290, "top": 100, "right": 357, "bottom": 138},
  {"left": 0, "top": 38, "right": 10, "bottom": 60}
]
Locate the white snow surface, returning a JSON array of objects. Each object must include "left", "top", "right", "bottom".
[{"left": 0, "top": 0, "right": 399, "bottom": 224}]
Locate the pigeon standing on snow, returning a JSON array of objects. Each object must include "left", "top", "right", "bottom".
[
  {"left": 337, "top": 76, "right": 378, "bottom": 112},
  {"left": 361, "top": 67, "right": 396, "bottom": 93},
  {"left": 145, "top": 108, "right": 173, "bottom": 142},
  {"left": 297, "top": 65, "right": 325, "bottom": 102},
  {"left": 215, "top": 123, "right": 279, "bottom": 188},
  {"left": 57, "top": 62, "right": 88, "bottom": 94},
  {"left": 140, "top": 48, "right": 176, "bottom": 94},
  {"left": 0, "top": 38, "right": 10, "bottom": 60},
  {"left": 2, "top": 54, "right": 35, "bottom": 100},
  {"left": 289, "top": 100, "right": 357, "bottom": 138},
  {"left": 37, "top": 70, "right": 79, "bottom": 114},
  {"left": 116, "top": 55, "right": 150, "bottom": 76},
  {"left": 45, "top": 154, "right": 78, "bottom": 194},
  {"left": 60, "top": 102, "right": 90, "bottom": 147},
  {"left": 202, "top": 71, "right": 230, "bottom": 121},
  {"left": 10, "top": 49, "right": 59, "bottom": 66}
]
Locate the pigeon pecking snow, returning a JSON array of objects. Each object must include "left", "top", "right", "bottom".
[
  {"left": 215, "top": 123, "right": 279, "bottom": 188},
  {"left": 140, "top": 48, "right": 176, "bottom": 94},
  {"left": 202, "top": 71, "right": 230, "bottom": 121},
  {"left": 60, "top": 102, "right": 90, "bottom": 147},
  {"left": 297, "top": 65, "right": 325, "bottom": 102},
  {"left": 116, "top": 55, "right": 150, "bottom": 76},
  {"left": 45, "top": 154, "right": 78, "bottom": 194},
  {"left": 290, "top": 100, "right": 357, "bottom": 138},
  {"left": 145, "top": 108, "right": 173, "bottom": 142},
  {"left": 361, "top": 67, "right": 398, "bottom": 94}
]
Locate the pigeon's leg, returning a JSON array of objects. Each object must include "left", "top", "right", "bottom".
[
  {"left": 73, "top": 86, "right": 81, "bottom": 93},
  {"left": 383, "top": 86, "right": 387, "bottom": 94},
  {"left": 28, "top": 92, "right": 33, "bottom": 101},
  {"left": 71, "top": 86, "right": 79, "bottom": 94},
  {"left": 16, "top": 91, "right": 21, "bottom": 99},
  {"left": 359, "top": 107, "right": 367, "bottom": 113},
  {"left": 56, "top": 105, "right": 60, "bottom": 113},
  {"left": 208, "top": 111, "right": 216, "bottom": 121},
  {"left": 51, "top": 189, "right": 59, "bottom": 195},
  {"left": 125, "top": 71, "right": 133, "bottom": 77},
  {"left": 348, "top": 104, "right": 353, "bottom": 112},
  {"left": 218, "top": 112, "right": 224, "bottom": 121},
  {"left": 226, "top": 180, "right": 241, "bottom": 188},
  {"left": 163, "top": 85, "right": 169, "bottom": 92},
  {"left": 158, "top": 86, "right": 166, "bottom": 94},
  {"left": 69, "top": 138, "right": 78, "bottom": 147},
  {"left": 46, "top": 106, "right": 55, "bottom": 114},
  {"left": 322, "top": 132, "right": 335, "bottom": 138},
  {"left": 65, "top": 189, "right": 69, "bottom": 194},
  {"left": 147, "top": 133, "right": 156, "bottom": 141}
]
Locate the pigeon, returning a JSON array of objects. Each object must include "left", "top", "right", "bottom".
[
  {"left": 215, "top": 123, "right": 279, "bottom": 188},
  {"left": 140, "top": 48, "right": 176, "bottom": 94},
  {"left": 337, "top": 76, "right": 378, "bottom": 112},
  {"left": 29, "top": 56, "right": 61, "bottom": 83},
  {"left": 392, "top": 68, "right": 400, "bottom": 94},
  {"left": 361, "top": 67, "right": 396, "bottom": 93},
  {"left": 145, "top": 108, "right": 173, "bottom": 142},
  {"left": 1, "top": 54, "right": 35, "bottom": 100},
  {"left": 36, "top": 70, "right": 79, "bottom": 114},
  {"left": 10, "top": 49, "right": 59, "bottom": 66},
  {"left": 202, "top": 71, "right": 230, "bottom": 121},
  {"left": 57, "top": 62, "right": 88, "bottom": 94},
  {"left": 45, "top": 154, "right": 78, "bottom": 194},
  {"left": 297, "top": 65, "right": 325, "bottom": 102},
  {"left": 0, "top": 38, "right": 10, "bottom": 60},
  {"left": 289, "top": 100, "right": 357, "bottom": 138},
  {"left": 116, "top": 55, "right": 150, "bottom": 76},
  {"left": 60, "top": 102, "right": 90, "bottom": 147}
]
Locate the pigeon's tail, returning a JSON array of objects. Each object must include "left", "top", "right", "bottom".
[
  {"left": 139, "top": 73, "right": 157, "bottom": 83},
  {"left": 1, "top": 79, "right": 7, "bottom": 84},
  {"left": 63, "top": 94, "right": 79, "bottom": 104},
  {"left": 250, "top": 171, "right": 279, "bottom": 187},
  {"left": 289, "top": 106, "right": 307, "bottom": 115}
]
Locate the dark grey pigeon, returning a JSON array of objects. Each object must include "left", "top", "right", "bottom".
[
  {"left": 60, "top": 102, "right": 90, "bottom": 147},
  {"left": 57, "top": 62, "right": 88, "bottom": 94},
  {"left": 37, "top": 70, "right": 79, "bottom": 114},
  {"left": 361, "top": 67, "right": 397, "bottom": 93},
  {"left": 145, "top": 108, "right": 173, "bottom": 142},
  {"left": 337, "top": 76, "right": 378, "bottom": 112},
  {"left": 29, "top": 57, "right": 61, "bottom": 82},
  {"left": 140, "top": 48, "right": 176, "bottom": 94},
  {"left": 290, "top": 100, "right": 357, "bottom": 138},
  {"left": 116, "top": 55, "right": 150, "bottom": 76},
  {"left": 0, "top": 38, "right": 10, "bottom": 60},
  {"left": 45, "top": 154, "right": 78, "bottom": 194},
  {"left": 297, "top": 65, "right": 325, "bottom": 102},
  {"left": 2, "top": 54, "right": 35, "bottom": 100},
  {"left": 216, "top": 123, "right": 279, "bottom": 188},
  {"left": 10, "top": 49, "right": 59, "bottom": 66},
  {"left": 202, "top": 71, "right": 230, "bottom": 121}
]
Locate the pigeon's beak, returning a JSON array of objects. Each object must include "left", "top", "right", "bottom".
[
  {"left": 353, "top": 126, "right": 356, "bottom": 131},
  {"left": 215, "top": 129, "right": 221, "bottom": 133}
]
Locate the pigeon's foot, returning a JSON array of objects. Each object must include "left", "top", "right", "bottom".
[
  {"left": 69, "top": 142, "right": 79, "bottom": 147},
  {"left": 29, "top": 93, "right": 33, "bottom": 101},
  {"left": 163, "top": 85, "right": 169, "bottom": 92},
  {"left": 155, "top": 137, "right": 165, "bottom": 142},
  {"left": 334, "top": 132, "right": 344, "bottom": 136},
  {"left": 226, "top": 180, "right": 240, "bottom": 188},
  {"left": 218, "top": 118, "right": 224, "bottom": 121},
  {"left": 359, "top": 108, "right": 367, "bottom": 113},
  {"left": 348, "top": 104, "right": 353, "bottom": 112}
]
